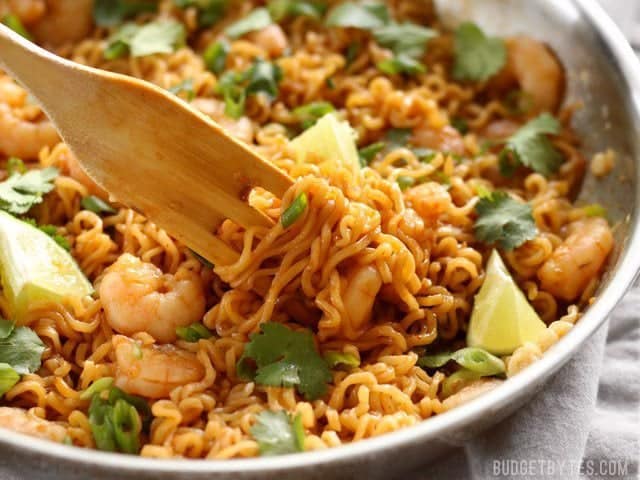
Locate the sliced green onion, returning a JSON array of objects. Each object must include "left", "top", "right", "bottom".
[
  {"left": 110, "top": 398, "right": 142, "bottom": 454},
  {"left": 204, "top": 40, "right": 229, "bottom": 74},
  {"left": 324, "top": 351, "right": 360, "bottom": 369},
  {"left": 0, "top": 363, "right": 19, "bottom": 397},
  {"left": 417, "top": 351, "right": 454, "bottom": 369},
  {"left": 176, "top": 322, "right": 213, "bottom": 342},
  {"left": 441, "top": 368, "right": 481, "bottom": 398},
  {"left": 419, "top": 347, "right": 504, "bottom": 377},
  {"left": 89, "top": 395, "right": 118, "bottom": 452},
  {"left": 268, "top": 0, "right": 326, "bottom": 22},
  {"left": 281, "top": 192, "right": 308, "bottom": 228},
  {"left": 7, "top": 157, "right": 26, "bottom": 175},
  {"left": 583, "top": 203, "right": 607, "bottom": 218},
  {"left": 345, "top": 42, "right": 360, "bottom": 67},
  {"left": 80, "top": 377, "right": 114, "bottom": 400},
  {"left": 293, "top": 101, "right": 335, "bottom": 130},
  {"left": 293, "top": 413, "right": 305, "bottom": 451},
  {"left": 81, "top": 195, "right": 117, "bottom": 215},
  {"left": 2, "top": 14, "right": 32, "bottom": 40},
  {"left": 325, "top": 77, "right": 336, "bottom": 90},
  {"left": 397, "top": 175, "right": 416, "bottom": 191},
  {"left": 451, "top": 347, "right": 505, "bottom": 376},
  {"left": 358, "top": 142, "right": 385, "bottom": 167},
  {"left": 190, "top": 249, "right": 214, "bottom": 268},
  {"left": 377, "top": 55, "right": 426, "bottom": 75}
]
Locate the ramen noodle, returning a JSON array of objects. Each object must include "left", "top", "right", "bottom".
[{"left": 0, "top": 0, "right": 613, "bottom": 459}]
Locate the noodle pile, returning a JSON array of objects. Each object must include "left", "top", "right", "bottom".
[{"left": 0, "top": 0, "right": 611, "bottom": 459}]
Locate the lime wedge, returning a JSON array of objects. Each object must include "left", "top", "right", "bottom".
[
  {"left": 289, "top": 113, "right": 360, "bottom": 176},
  {"left": 0, "top": 211, "right": 93, "bottom": 321},
  {"left": 467, "top": 250, "right": 546, "bottom": 355}
]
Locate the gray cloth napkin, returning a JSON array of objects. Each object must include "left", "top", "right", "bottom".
[{"left": 408, "top": 288, "right": 640, "bottom": 480}]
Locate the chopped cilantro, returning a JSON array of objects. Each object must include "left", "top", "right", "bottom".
[
  {"left": 451, "top": 117, "right": 469, "bottom": 135},
  {"left": 0, "top": 167, "right": 58, "bottom": 215},
  {"left": 81, "top": 195, "right": 117, "bottom": 215},
  {"left": 225, "top": 7, "right": 273, "bottom": 38},
  {"left": 453, "top": 22, "right": 506, "bottom": 82},
  {"left": 203, "top": 40, "right": 229, "bottom": 74},
  {"left": 237, "top": 323, "right": 332, "bottom": 400},
  {"left": 326, "top": 2, "right": 389, "bottom": 29},
  {"left": 168, "top": 78, "right": 195, "bottom": 102},
  {"left": 293, "top": 102, "right": 335, "bottom": 129},
  {"left": 93, "top": 0, "right": 157, "bottom": 27},
  {"left": 268, "top": 0, "right": 326, "bottom": 22},
  {"left": 373, "top": 22, "right": 436, "bottom": 59},
  {"left": 104, "top": 20, "right": 185, "bottom": 59},
  {"left": 474, "top": 191, "right": 537, "bottom": 251},
  {"left": 0, "top": 319, "right": 45, "bottom": 375},
  {"left": 499, "top": 113, "right": 563, "bottom": 177},
  {"left": 251, "top": 410, "right": 304, "bottom": 456}
]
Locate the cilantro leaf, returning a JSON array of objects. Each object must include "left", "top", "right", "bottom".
[
  {"left": 474, "top": 191, "right": 537, "bottom": 251},
  {"left": 0, "top": 318, "right": 15, "bottom": 339},
  {"left": 499, "top": 113, "right": 563, "bottom": 177},
  {"left": 0, "top": 323, "right": 45, "bottom": 375},
  {"left": 0, "top": 167, "right": 58, "bottom": 215},
  {"left": 268, "top": 0, "right": 326, "bottom": 22},
  {"left": 325, "top": 2, "right": 389, "bottom": 29},
  {"left": 251, "top": 410, "right": 304, "bottom": 456},
  {"left": 93, "top": 0, "right": 157, "bottom": 27},
  {"left": 174, "top": 0, "right": 227, "bottom": 28},
  {"left": 225, "top": 7, "right": 273, "bottom": 38},
  {"left": 453, "top": 22, "right": 506, "bottom": 82},
  {"left": 373, "top": 23, "right": 436, "bottom": 59},
  {"left": 104, "top": 20, "right": 185, "bottom": 59},
  {"left": 237, "top": 323, "right": 332, "bottom": 400}
]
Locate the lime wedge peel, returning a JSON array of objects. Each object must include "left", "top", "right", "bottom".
[
  {"left": 289, "top": 113, "right": 360, "bottom": 176},
  {"left": 0, "top": 211, "right": 93, "bottom": 322},
  {"left": 467, "top": 250, "right": 547, "bottom": 356}
]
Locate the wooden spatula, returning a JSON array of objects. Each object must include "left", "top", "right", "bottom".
[{"left": 0, "top": 24, "right": 293, "bottom": 266}]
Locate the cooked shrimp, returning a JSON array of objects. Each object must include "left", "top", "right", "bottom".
[
  {"left": 404, "top": 182, "right": 452, "bottom": 224},
  {"left": 0, "top": 0, "right": 46, "bottom": 25},
  {"left": 0, "top": 103, "right": 59, "bottom": 159},
  {"left": 411, "top": 124, "right": 465, "bottom": 155},
  {"left": 537, "top": 217, "right": 613, "bottom": 301},
  {"left": 343, "top": 265, "right": 382, "bottom": 332},
  {"left": 491, "top": 36, "right": 565, "bottom": 114},
  {"left": 191, "top": 98, "right": 254, "bottom": 144},
  {"left": 246, "top": 24, "right": 289, "bottom": 59},
  {"left": 442, "top": 379, "right": 503, "bottom": 411},
  {"left": 30, "top": 0, "right": 93, "bottom": 46},
  {"left": 0, "top": 407, "right": 67, "bottom": 442},
  {"left": 112, "top": 335, "right": 205, "bottom": 399},
  {"left": 99, "top": 254, "right": 206, "bottom": 343}
]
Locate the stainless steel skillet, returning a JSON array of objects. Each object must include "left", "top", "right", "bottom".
[{"left": 1, "top": 1, "right": 639, "bottom": 478}]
